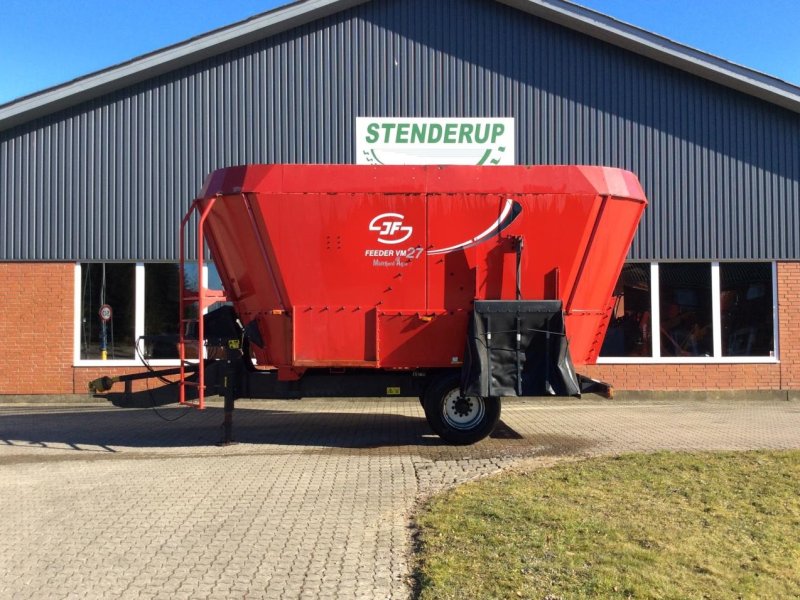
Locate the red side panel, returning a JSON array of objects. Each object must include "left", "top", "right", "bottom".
[
  {"left": 564, "top": 196, "right": 651, "bottom": 363},
  {"left": 199, "top": 193, "right": 291, "bottom": 366},
  {"left": 293, "top": 307, "right": 378, "bottom": 366},
  {"left": 377, "top": 311, "right": 471, "bottom": 368}
]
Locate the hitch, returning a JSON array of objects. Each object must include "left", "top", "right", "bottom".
[{"left": 88, "top": 365, "right": 198, "bottom": 395}]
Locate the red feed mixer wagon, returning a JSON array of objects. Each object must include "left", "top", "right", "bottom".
[{"left": 92, "top": 164, "right": 647, "bottom": 444}]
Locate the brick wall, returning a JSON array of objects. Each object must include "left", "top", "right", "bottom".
[
  {"left": 582, "top": 262, "right": 800, "bottom": 391},
  {"left": 0, "top": 263, "right": 74, "bottom": 394},
  {"left": 777, "top": 262, "right": 800, "bottom": 389}
]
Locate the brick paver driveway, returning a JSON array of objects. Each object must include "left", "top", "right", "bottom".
[{"left": 2, "top": 396, "right": 799, "bottom": 599}]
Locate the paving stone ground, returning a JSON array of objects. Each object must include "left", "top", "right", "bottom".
[{"left": 1, "top": 395, "right": 799, "bottom": 599}]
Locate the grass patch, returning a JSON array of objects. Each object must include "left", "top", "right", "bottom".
[{"left": 415, "top": 451, "right": 800, "bottom": 599}]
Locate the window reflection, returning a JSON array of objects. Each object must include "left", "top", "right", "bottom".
[
  {"left": 144, "top": 264, "right": 182, "bottom": 358},
  {"left": 80, "top": 263, "right": 136, "bottom": 359},
  {"left": 721, "top": 263, "right": 774, "bottom": 357},
  {"left": 659, "top": 263, "right": 713, "bottom": 357},
  {"left": 601, "top": 264, "right": 652, "bottom": 357}
]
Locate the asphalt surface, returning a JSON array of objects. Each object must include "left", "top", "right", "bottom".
[{"left": 2, "top": 395, "right": 800, "bottom": 599}]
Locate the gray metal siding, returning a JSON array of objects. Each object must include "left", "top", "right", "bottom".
[{"left": 1, "top": 0, "right": 799, "bottom": 261}]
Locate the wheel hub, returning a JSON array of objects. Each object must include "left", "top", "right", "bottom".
[
  {"left": 451, "top": 396, "right": 474, "bottom": 417},
  {"left": 442, "top": 389, "right": 486, "bottom": 431}
]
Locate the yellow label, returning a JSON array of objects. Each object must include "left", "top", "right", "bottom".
[
  {"left": 228, "top": 339, "right": 241, "bottom": 349},
  {"left": 386, "top": 387, "right": 401, "bottom": 395}
]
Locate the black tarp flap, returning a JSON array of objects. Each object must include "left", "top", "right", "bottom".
[{"left": 462, "top": 300, "right": 581, "bottom": 398}]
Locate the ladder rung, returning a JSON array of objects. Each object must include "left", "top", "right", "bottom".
[{"left": 183, "top": 292, "right": 225, "bottom": 302}]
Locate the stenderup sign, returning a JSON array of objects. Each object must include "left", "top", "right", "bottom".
[{"left": 356, "top": 117, "right": 515, "bottom": 165}]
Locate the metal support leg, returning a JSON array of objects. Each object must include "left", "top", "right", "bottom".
[
  {"left": 220, "top": 379, "right": 236, "bottom": 445},
  {"left": 219, "top": 359, "right": 239, "bottom": 446},
  {"left": 544, "top": 329, "right": 551, "bottom": 394},
  {"left": 486, "top": 314, "right": 493, "bottom": 397},
  {"left": 515, "top": 314, "right": 523, "bottom": 396}
]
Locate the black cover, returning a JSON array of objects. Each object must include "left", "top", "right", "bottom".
[
  {"left": 202, "top": 305, "right": 242, "bottom": 343},
  {"left": 462, "top": 300, "right": 581, "bottom": 398}
]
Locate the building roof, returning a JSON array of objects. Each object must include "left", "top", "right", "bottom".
[{"left": 2, "top": 0, "right": 800, "bottom": 132}]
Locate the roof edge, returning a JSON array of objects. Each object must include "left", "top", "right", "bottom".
[
  {"left": 499, "top": 0, "right": 800, "bottom": 114},
  {"left": 0, "top": 0, "right": 369, "bottom": 133},
  {"left": 2, "top": 0, "right": 800, "bottom": 134}
]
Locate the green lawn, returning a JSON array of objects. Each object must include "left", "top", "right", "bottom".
[{"left": 415, "top": 451, "right": 800, "bottom": 599}]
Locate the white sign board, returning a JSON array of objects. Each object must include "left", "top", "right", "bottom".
[{"left": 356, "top": 117, "right": 515, "bottom": 165}]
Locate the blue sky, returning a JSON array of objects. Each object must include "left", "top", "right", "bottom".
[{"left": 1, "top": 0, "right": 799, "bottom": 106}]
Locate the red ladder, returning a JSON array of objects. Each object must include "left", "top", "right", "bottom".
[{"left": 178, "top": 197, "right": 223, "bottom": 409}]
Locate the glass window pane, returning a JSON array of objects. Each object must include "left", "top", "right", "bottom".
[
  {"left": 659, "top": 263, "right": 713, "bottom": 357},
  {"left": 207, "top": 263, "right": 224, "bottom": 291},
  {"left": 720, "top": 263, "right": 774, "bottom": 357},
  {"left": 600, "top": 264, "right": 652, "bottom": 357},
  {"left": 205, "top": 263, "right": 229, "bottom": 313},
  {"left": 80, "top": 263, "right": 136, "bottom": 360},
  {"left": 144, "top": 264, "right": 181, "bottom": 358}
]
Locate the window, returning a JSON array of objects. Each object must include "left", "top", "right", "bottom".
[
  {"left": 600, "top": 264, "right": 652, "bottom": 357},
  {"left": 659, "top": 264, "right": 713, "bottom": 357},
  {"left": 600, "top": 262, "right": 777, "bottom": 363},
  {"left": 143, "top": 264, "right": 183, "bottom": 359},
  {"left": 75, "top": 262, "right": 223, "bottom": 364},
  {"left": 79, "top": 263, "right": 136, "bottom": 360},
  {"left": 720, "top": 263, "right": 774, "bottom": 357}
]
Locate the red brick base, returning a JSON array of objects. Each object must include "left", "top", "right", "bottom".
[
  {"left": 777, "top": 262, "right": 800, "bottom": 389},
  {"left": 0, "top": 261, "right": 799, "bottom": 395}
]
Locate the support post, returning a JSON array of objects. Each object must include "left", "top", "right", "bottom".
[
  {"left": 486, "top": 314, "right": 493, "bottom": 397},
  {"left": 219, "top": 348, "right": 241, "bottom": 446},
  {"left": 220, "top": 373, "right": 236, "bottom": 446},
  {"left": 544, "top": 328, "right": 551, "bottom": 393},
  {"left": 515, "top": 313, "right": 522, "bottom": 396},
  {"left": 221, "top": 391, "right": 235, "bottom": 445},
  {"left": 513, "top": 235, "right": 524, "bottom": 301}
]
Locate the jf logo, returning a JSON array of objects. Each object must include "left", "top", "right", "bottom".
[{"left": 369, "top": 213, "right": 413, "bottom": 244}]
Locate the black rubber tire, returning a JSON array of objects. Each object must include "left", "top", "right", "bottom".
[{"left": 422, "top": 373, "right": 501, "bottom": 445}]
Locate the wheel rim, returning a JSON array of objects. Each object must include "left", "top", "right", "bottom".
[{"left": 441, "top": 388, "right": 486, "bottom": 431}]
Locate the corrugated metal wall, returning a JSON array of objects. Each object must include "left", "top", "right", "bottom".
[{"left": 1, "top": 0, "right": 799, "bottom": 261}]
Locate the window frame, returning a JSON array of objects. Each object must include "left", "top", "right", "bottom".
[
  {"left": 597, "top": 262, "right": 779, "bottom": 365},
  {"left": 73, "top": 262, "right": 211, "bottom": 367}
]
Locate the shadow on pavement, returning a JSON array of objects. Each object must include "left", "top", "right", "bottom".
[{"left": 0, "top": 395, "right": 561, "bottom": 461}]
